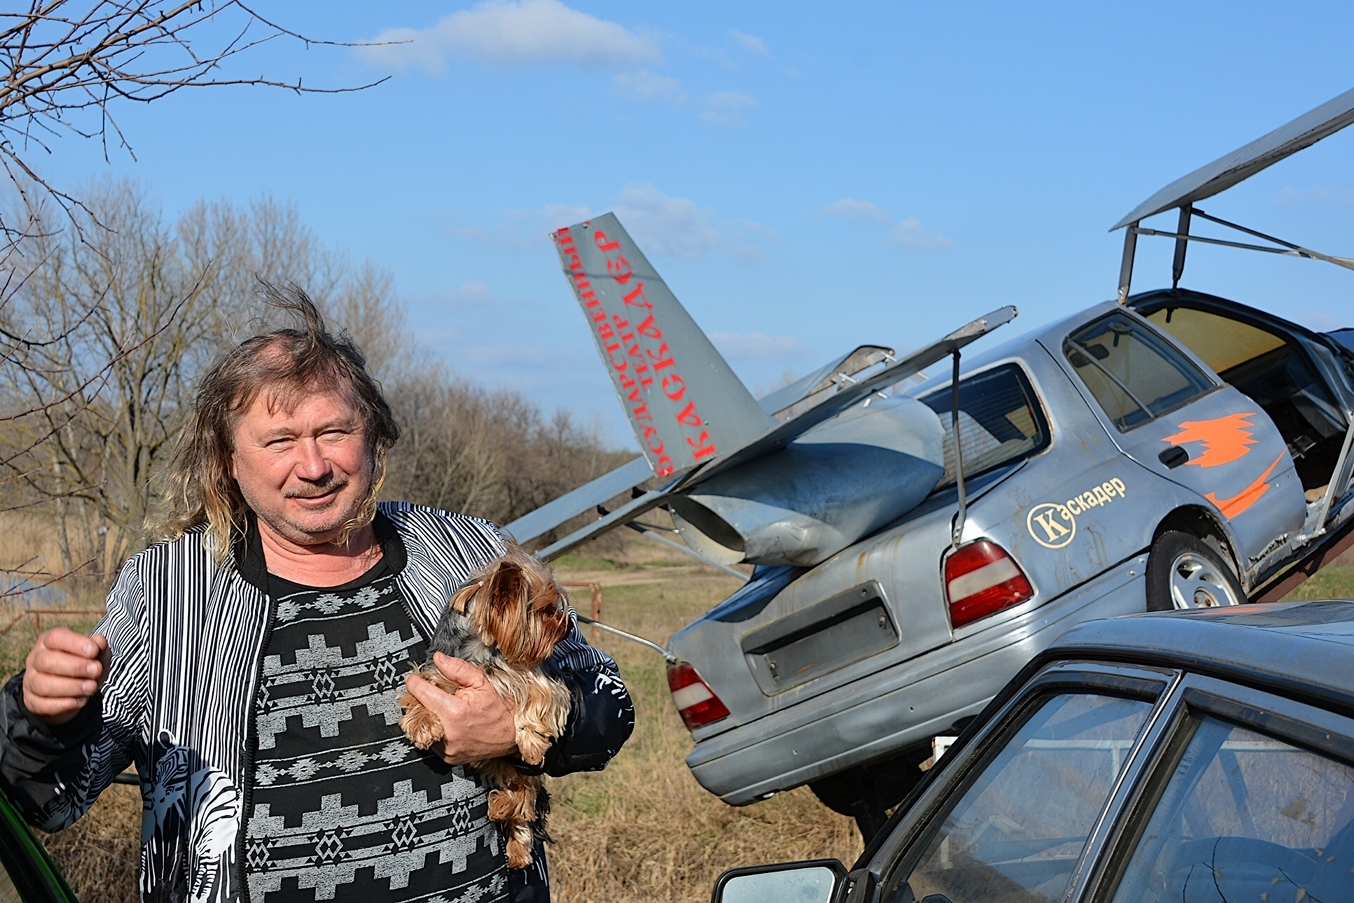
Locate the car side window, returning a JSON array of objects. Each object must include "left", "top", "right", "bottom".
[
  {"left": 1108, "top": 716, "right": 1354, "bottom": 903},
  {"left": 1064, "top": 312, "right": 1213, "bottom": 431},
  {"left": 884, "top": 692, "right": 1153, "bottom": 903},
  {"left": 918, "top": 364, "right": 1050, "bottom": 488}
]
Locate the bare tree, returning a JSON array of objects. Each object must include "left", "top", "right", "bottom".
[
  {"left": 0, "top": 3, "right": 383, "bottom": 602},
  {"left": 0, "top": 3, "right": 380, "bottom": 219},
  {"left": 383, "top": 367, "right": 631, "bottom": 531},
  {"left": 0, "top": 183, "right": 405, "bottom": 592}
]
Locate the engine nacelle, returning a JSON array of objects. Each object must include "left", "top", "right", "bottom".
[{"left": 669, "top": 395, "right": 945, "bottom": 567}]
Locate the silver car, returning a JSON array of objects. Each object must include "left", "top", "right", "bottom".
[
  {"left": 508, "top": 86, "right": 1354, "bottom": 835},
  {"left": 668, "top": 288, "right": 1354, "bottom": 834}
]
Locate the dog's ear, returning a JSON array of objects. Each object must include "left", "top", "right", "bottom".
[{"left": 477, "top": 546, "right": 570, "bottom": 666}]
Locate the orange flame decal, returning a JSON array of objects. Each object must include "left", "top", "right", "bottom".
[
  {"left": 1205, "top": 452, "right": 1284, "bottom": 519},
  {"left": 1162, "top": 412, "right": 1257, "bottom": 468}
]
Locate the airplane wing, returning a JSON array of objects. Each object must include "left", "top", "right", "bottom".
[
  {"left": 502, "top": 455, "right": 654, "bottom": 545},
  {"left": 675, "top": 306, "right": 1017, "bottom": 489},
  {"left": 525, "top": 300, "right": 1016, "bottom": 561}
]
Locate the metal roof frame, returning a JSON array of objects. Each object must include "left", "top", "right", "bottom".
[{"left": 1113, "top": 86, "right": 1354, "bottom": 303}]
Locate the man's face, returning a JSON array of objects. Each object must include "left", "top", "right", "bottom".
[{"left": 230, "top": 387, "right": 373, "bottom": 547}]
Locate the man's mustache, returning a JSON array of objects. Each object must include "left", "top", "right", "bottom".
[{"left": 282, "top": 478, "right": 347, "bottom": 499}]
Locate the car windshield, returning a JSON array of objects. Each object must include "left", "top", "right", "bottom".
[
  {"left": 918, "top": 364, "right": 1049, "bottom": 488},
  {"left": 886, "top": 692, "right": 1153, "bottom": 903},
  {"left": 1064, "top": 312, "right": 1213, "bottom": 431},
  {"left": 1110, "top": 716, "right": 1354, "bottom": 903}
]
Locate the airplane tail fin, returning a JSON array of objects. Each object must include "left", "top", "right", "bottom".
[{"left": 553, "top": 213, "right": 771, "bottom": 477}]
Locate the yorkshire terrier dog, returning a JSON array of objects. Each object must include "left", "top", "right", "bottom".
[{"left": 397, "top": 544, "right": 573, "bottom": 869}]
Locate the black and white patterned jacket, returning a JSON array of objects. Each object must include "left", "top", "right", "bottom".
[{"left": 0, "top": 503, "right": 634, "bottom": 903}]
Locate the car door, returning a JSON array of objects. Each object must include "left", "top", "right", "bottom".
[
  {"left": 1049, "top": 309, "right": 1307, "bottom": 567},
  {"left": 0, "top": 788, "right": 77, "bottom": 903},
  {"left": 1076, "top": 675, "right": 1354, "bottom": 903},
  {"left": 865, "top": 661, "right": 1173, "bottom": 903}
]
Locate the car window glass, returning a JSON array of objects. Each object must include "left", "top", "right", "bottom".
[
  {"left": 886, "top": 692, "right": 1152, "bottom": 903},
  {"left": 918, "top": 364, "right": 1049, "bottom": 488},
  {"left": 1144, "top": 306, "right": 1286, "bottom": 375},
  {"left": 1064, "top": 313, "right": 1213, "bottom": 431},
  {"left": 1109, "top": 716, "right": 1354, "bottom": 903},
  {"left": 1145, "top": 305, "right": 1346, "bottom": 493}
]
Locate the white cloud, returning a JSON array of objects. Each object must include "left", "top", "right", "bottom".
[
  {"left": 614, "top": 182, "right": 725, "bottom": 258},
  {"left": 710, "top": 331, "right": 810, "bottom": 361},
  {"left": 888, "top": 216, "right": 953, "bottom": 251},
  {"left": 446, "top": 280, "right": 501, "bottom": 306},
  {"left": 821, "top": 198, "right": 891, "bottom": 223},
  {"left": 701, "top": 90, "right": 755, "bottom": 126},
  {"left": 822, "top": 197, "right": 952, "bottom": 252},
  {"left": 1278, "top": 184, "right": 1354, "bottom": 206},
  {"left": 454, "top": 185, "right": 765, "bottom": 259},
  {"left": 358, "top": 0, "right": 660, "bottom": 72},
  {"left": 731, "top": 30, "right": 769, "bottom": 56},
  {"left": 541, "top": 203, "right": 595, "bottom": 230},
  {"left": 612, "top": 68, "right": 686, "bottom": 104}
]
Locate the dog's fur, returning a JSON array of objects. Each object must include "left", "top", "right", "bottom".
[{"left": 396, "top": 544, "right": 572, "bottom": 869}]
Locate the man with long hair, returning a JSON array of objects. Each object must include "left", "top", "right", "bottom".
[{"left": 1, "top": 286, "right": 633, "bottom": 903}]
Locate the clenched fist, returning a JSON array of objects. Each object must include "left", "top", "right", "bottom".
[{"left": 22, "top": 628, "right": 110, "bottom": 725}]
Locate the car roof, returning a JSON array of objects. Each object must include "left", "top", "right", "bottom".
[{"left": 1049, "top": 600, "right": 1354, "bottom": 712}]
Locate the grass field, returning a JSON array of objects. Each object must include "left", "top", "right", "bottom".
[{"left": 4, "top": 537, "right": 1353, "bottom": 903}]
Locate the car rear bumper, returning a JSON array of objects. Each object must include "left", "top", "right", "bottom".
[{"left": 688, "top": 553, "right": 1149, "bottom": 805}]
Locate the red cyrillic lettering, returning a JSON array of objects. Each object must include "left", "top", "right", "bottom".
[
  {"left": 595, "top": 231, "right": 621, "bottom": 252},
  {"left": 636, "top": 314, "right": 662, "bottom": 339},
  {"left": 655, "top": 457, "right": 675, "bottom": 478},
  {"left": 623, "top": 283, "right": 652, "bottom": 310},
  {"left": 607, "top": 256, "right": 633, "bottom": 284},
  {"left": 663, "top": 374, "right": 686, "bottom": 401},
  {"left": 676, "top": 402, "right": 702, "bottom": 427},
  {"left": 687, "top": 431, "right": 717, "bottom": 460},
  {"left": 647, "top": 343, "right": 675, "bottom": 370}
]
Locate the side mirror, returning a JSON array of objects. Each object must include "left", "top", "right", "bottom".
[{"left": 711, "top": 859, "right": 847, "bottom": 903}]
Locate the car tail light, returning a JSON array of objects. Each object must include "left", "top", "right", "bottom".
[
  {"left": 667, "top": 661, "right": 730, "bottom": 731},
  {"left": 945, "top": 540, "right": 1034, "bottom": 629}
]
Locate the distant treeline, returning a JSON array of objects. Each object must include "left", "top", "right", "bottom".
[{"left": 0, "top": 179, "right": 628, "bottom": 591}]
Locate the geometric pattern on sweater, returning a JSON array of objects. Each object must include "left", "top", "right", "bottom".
[{"left": 245, "top": 563, "right": 506, "bottom": 903}]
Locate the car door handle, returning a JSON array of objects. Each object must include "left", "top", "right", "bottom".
[{"left": 1159, "top": 446, "right": 1189, "bottom": 469}]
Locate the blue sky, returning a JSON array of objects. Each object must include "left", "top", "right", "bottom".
[{"left": 34, "top": 1, "right": 1354, "bottom": 449}]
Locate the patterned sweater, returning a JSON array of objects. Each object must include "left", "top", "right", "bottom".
[{"left": 0, "top": 503, "right": 635, "bottom": 903}]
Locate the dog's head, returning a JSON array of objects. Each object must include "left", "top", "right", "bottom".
[{"left": 453, "top": 544, "right": 570, "bottom": 667}]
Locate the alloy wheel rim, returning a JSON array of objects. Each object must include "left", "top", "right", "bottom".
[{"left": 1169, "top": 552, "right": 1240, "bottom": 609}]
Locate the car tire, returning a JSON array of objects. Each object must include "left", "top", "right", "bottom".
[{"left": 1146, "top": 531, "right": 1244, "bottom": 612}]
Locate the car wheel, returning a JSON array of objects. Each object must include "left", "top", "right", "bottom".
[{"left": 1146, "top": 531, "right": 1244, "bottom": 612}]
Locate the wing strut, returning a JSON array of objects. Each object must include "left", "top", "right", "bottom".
[
  {"left": 622, "top": 516, "right": 749, "bottom": 581},
  {"left": 950, "top": 350, "right": 968, "bottom": 549}
]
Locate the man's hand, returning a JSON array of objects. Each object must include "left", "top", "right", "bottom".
[
  {"left": 403, "top": 653, "right": 519, "bottom": 765},
  {"left": 22, "top": 629, "right": 110, "bottom": 726}
]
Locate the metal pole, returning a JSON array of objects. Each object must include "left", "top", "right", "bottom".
[
  {"left": 950, "top": 350, "right": 967, "bottom": 549},
  {"left": 1117, "top": 226, "right": 1138, "bottom": 304},
  {"left": 1172, "top": 206, "right": 1192, "bottom": 290}
]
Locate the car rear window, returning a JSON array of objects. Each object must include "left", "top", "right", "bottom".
[
  {"left": 919, "top": 364, "right": 1049, "bottom": 488},
  {"left": 1064, "top": 312, "right": 1213, "bottom": 431}
]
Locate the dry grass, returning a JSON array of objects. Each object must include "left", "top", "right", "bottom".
[{"left": 545, "top": 571, "right": 862, "bottom": 902}]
